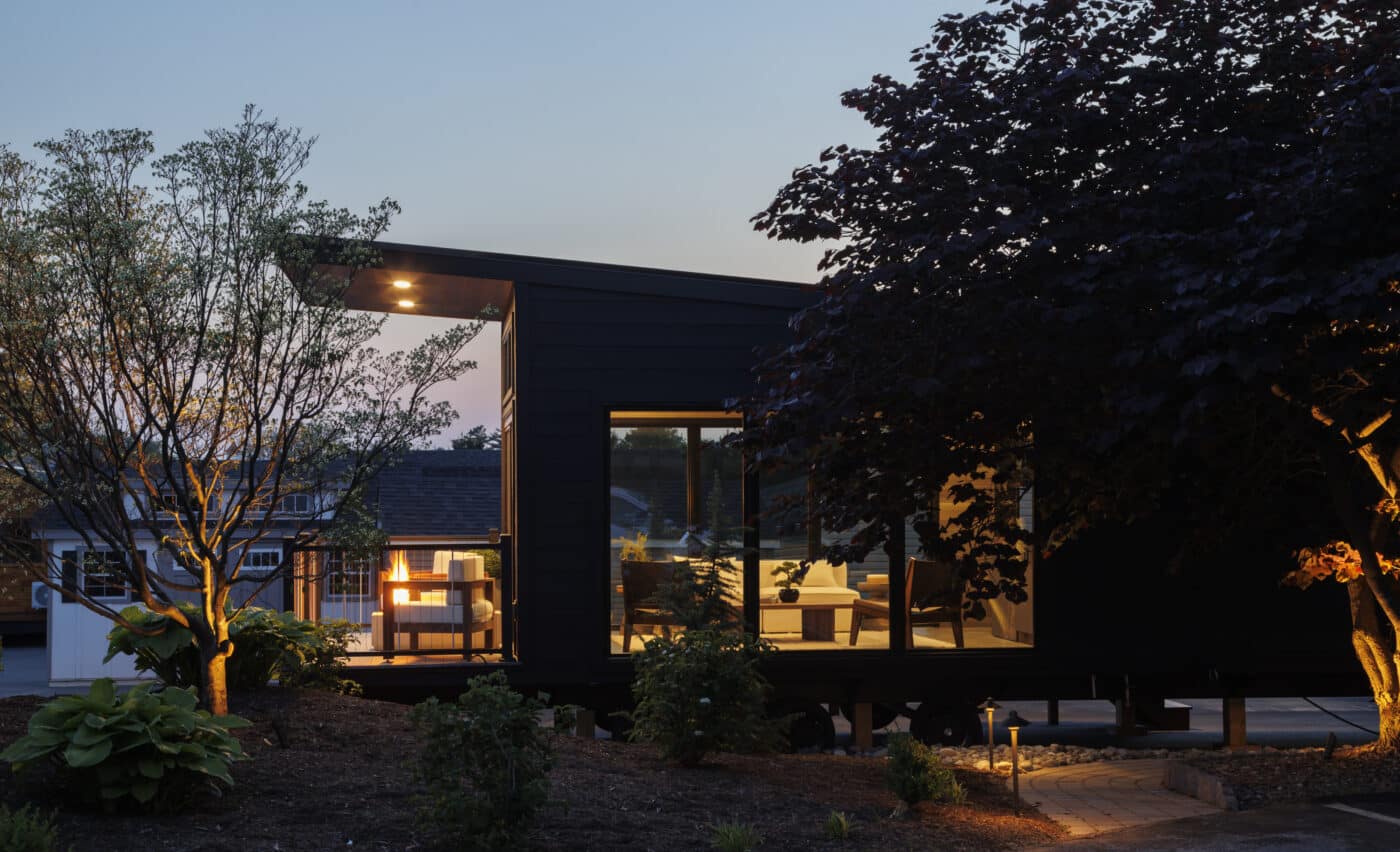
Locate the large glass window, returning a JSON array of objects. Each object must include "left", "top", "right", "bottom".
[
  {"left": 609, "top": 411, "right": 743, "bottom": 654},
  {"left": 771, "top": 469, "right": 1034, "bottom": 652},
  {"left": 755, "top": 465, "right": 867, "bottom": 650}
]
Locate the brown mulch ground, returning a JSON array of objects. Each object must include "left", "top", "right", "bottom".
[
  {"left": 0, "top": 690, "right": 1063, "bottom": 851},
  {"left": 1187, "top": 745, "right": 1400, "bottom": 810}
]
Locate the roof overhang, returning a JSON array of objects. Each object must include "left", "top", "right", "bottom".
[
  {"left": 314, "top": 240, "right": 816, "bottom": 321},
  {"left": 320, "top": 243, "right": 514, "bottom": 321}
]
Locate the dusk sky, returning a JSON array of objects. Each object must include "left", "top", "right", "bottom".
[{"left": 1, "top": 1, "right": 980, "bottom": 438}]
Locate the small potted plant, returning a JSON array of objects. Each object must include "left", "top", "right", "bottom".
[{"left": 770, "top": 560, "right": 811, "bottom": 603}]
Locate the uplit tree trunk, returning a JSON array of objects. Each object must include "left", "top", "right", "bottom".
[
  {"left": 1323, "top": 442, "right": 1400, "bottom": 752},
  {"left": 202, "top": 645, "right": 231, "bottom": 717},
  {"left": 1348, "top": 582, "right": 1400, "bottom": 750},
  {"left": 195, "top": 574, "right": 235, "bottom": 715}
]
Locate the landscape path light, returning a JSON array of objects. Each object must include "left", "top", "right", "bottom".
[
  {"left": 978, "top": 697, "right": 1001, "bottom": 770},
  {"left": 1005, "top": 709, "right": 1031, "bottom": 815}
]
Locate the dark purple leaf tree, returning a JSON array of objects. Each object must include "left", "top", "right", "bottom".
[{"left": 740, "top": 1, "right": 1400, "bottom": 745}]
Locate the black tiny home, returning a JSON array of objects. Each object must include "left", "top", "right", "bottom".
[{"left": 326, "top": 240, "right": 1364, "bottom": 742}]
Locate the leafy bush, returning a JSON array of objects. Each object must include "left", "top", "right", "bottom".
[
  {"left": 279, "top": 618, "right": 362, "bottom": 696},
  {"left": 823, "top": 809, "right": 852, "bottom": 840},
  {"left": 408, "top": 671, "right": 557, "bottom": 850},
  {"left": 0, "top": 678, "right": 249, "bottom": 812},
  {"left": 628, "top": 629, "right": 785, "bottom": 766},
  {"left": 105, "top": 605, "right": 356, "bottom": 694},
  {"left": 885, "top": 734, "right": 966, "bottom": 808},
  {"left": 711, "top": 821, "right": 762, "bottom": 852},
  {"left": 0, "top": 803, "right": 61, "bottom": 852}
]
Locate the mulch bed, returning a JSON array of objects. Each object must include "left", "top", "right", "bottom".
[
  {"left": 1187, "top": 745, "right": 1400, "bottom": 810},
  {"left": 0, "top": 690, "right": 1063, "bottom": 851}
]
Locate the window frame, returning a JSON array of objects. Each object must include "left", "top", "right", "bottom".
[
  {"left": 239, "top": 546, "right": 283, "bottom": 578},
  {"left": 605, "top": 408, "right": 750, "bottom": 656},
  {"left": 324, "top": 550, "right": 375, "bottom": 600},
  {"left": 79, "top": 548, "right": 131, "bottom": 602}
]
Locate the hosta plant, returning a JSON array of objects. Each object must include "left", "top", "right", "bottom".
[
  {"left": 106, "top": 604, "right": 357, "bottom": 694},
  {"left": 0, "top": 678, "right": 250, "bottom": 812}
]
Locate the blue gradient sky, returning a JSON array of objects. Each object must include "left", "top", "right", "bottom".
[{"left": 1, "top": 1, "right": 980, "bottom": 436}]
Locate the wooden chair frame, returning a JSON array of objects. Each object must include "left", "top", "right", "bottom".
[{"left": 849, "top": 556, "right": 965, "bottom": 649}]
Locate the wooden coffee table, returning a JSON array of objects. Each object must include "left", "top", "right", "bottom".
[{"left": 759, "top": 601, "right": 853, "bottom": 641}]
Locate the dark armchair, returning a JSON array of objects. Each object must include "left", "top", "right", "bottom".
[
  {"left": 848, "top": 557, "right": 965, "bottom": 649},
  {"left": 620, "top": 559, "right": 681, "bottom": 652}
]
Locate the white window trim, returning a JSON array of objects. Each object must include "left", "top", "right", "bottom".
[
  {"left": 65, "top": 547, "right": 136, "bottom": 603},
  {"left": 324, "top": 552, "right": 375, "bottom": 601},
  {"left": 238, "top": 547, "right": 283, "bottom": 578}
]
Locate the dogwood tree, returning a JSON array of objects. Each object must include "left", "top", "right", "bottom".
[{"left": 0, "top": 108, "right": 480, "bottom": 713}]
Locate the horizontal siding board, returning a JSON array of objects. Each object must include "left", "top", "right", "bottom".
[
  {"left": 533, "top": 298, "right": 796, "bottom": 327},
  {"left": 532, "top": 327, "right": 778, "bottom": 349},
  {"left": 531, "top": 349, "right": 759, "bottom": 372}
]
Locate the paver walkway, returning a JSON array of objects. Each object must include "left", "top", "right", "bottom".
[{"left": 1018, "top": 759, "right": 1220, "bottom": 837}]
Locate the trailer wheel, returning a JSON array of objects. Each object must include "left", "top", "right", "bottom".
[
  {"left": 910, "top": 702, "right": 981, "bottom": 746},
  {"left": 774, "top": 700, "right": 836, "bottom": 751},
  {"left": 839, "top": 702, "right": 902, "bottom": 731}
]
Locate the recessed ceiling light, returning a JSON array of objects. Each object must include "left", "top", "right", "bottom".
[
  {"left": 392, "top": 280, "right": 411, "bottom": 289},
  {"left": 397, "top": 299, "right": 415, "bottom": 309}
]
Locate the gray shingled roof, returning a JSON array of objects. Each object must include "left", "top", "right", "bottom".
[{"left": 371, "top": 448, "right": 501, "bottom": 537}]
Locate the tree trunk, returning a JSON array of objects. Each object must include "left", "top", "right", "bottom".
[
  {"left": 1350, "top": 582, "right": 1400, "bottom": 751},
  {"left": 202, "top": 646, "right": 229, "bottom": 716},
  {"left": 1323, "top": 446, "right": 1400, "bottom": 752},
  {"left": 199, "top": 604, "right": 233, "bottom": 716},
  {"left": 1378, "top": 699, "right": 1400, "bottom": 752}
]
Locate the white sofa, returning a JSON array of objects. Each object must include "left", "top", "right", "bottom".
[
  {"left": 371, "top": 553, "right": 495, "bottom": 650},
  {"left": 758, "top": 559, "right": 859, "bottom": 635}
]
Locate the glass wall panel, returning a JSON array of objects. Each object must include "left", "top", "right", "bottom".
[
  {"left": 756, "top": 467, "right": 867, "bottom": 650},
  {"left": 807, "top": 473, "right": 1034, "bottom": 652},
  {"left": 609, "top": 413, "right": 743, "bottom": 654}
]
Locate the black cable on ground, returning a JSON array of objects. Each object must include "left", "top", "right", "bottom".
[{"left": 1302, "top": 696, "right": 1378, "bottom": 736}]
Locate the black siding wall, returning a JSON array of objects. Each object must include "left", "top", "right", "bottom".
[{"left": 513, "top": 281, "right": 802, "bottom": 682}]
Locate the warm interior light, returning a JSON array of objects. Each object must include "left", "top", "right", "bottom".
[
  {"left": 392, "top": 280, "right": 411, "bottom": 289},
  {"left": 397, "top": 299, "right": 415, "bottom": 309},
  {"left": 390, "top": 556, "right": 409, "bottom": 605}
]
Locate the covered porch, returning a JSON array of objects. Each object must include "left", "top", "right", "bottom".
[{"left": 290, "top": 537, "right": 514, "bottom": 666}]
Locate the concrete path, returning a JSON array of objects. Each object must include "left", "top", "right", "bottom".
[
  {"left": 0, "top": 646, "right": 53, "bottom": 697},
  {"left": 1019, "top": 759, "right": 1220, "bottom": 838},
  {"left": 1044, "top": 796, "right": 1400, "bottom": 850}
]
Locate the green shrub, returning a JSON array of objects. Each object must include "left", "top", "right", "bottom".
[
  {"left": 885, "top": 734, "right": 966, "bottom": 808},
  {"left": 0, "top": 678, "right": 249, "bottom": 812},
  {"left": 711, "top": 820, "right": 762, "bottom": 852},
  {"left": 823, "top": 809, "right": 852, "bottom": 840},
  {"left": 480, "top": 548, "right": 502, "bottom": 580},
  {"left": 278, "top": 618, "right": 362, "bottom": 696},
  {"left": 627, "top": 629, "right": 786, "bottom": 766},
  {"left": 0, "top": 803, "right": 61, "bottom": 852},
  {"left": 105, "top": 605, "right": 355, "bottom": 693},
  {"left": 408, "top": 671, "right": 556, "bottom": 850}
]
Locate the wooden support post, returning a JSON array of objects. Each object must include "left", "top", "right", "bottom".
[
  {"left": 852, "top": 702, "right": 874, "bottom": 752},
  {"left": 575, "top": 708, "right": 597, "bottom": 739},
  {"left": 1113, "top": 697, "right": 1131, "bottom": 735},
  {"left": 1223, "top": 696, "right": 1247, "bottom": 748},
  {"left": 1047, "top": 698, "right": 1060, "bottom": 726}
]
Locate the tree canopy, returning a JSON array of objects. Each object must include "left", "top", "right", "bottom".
[
  {"left": 0, "top": 108, "right": 479, "bottom": 711},
  {"left": 453, "top": 425, "right": 502, "bottom": 451},
  {"left": 739, "top": 0, "right": 1399, "bottom": 740}
]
